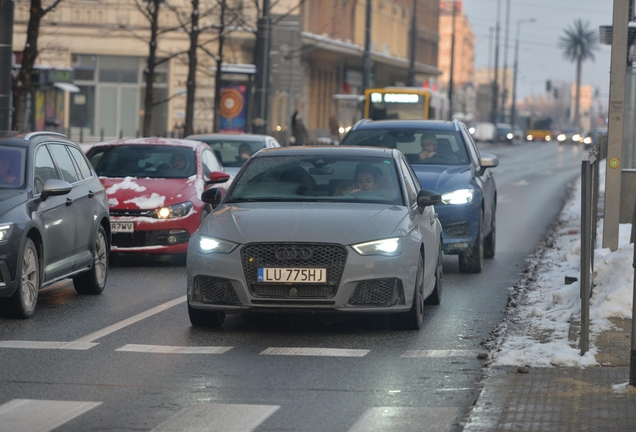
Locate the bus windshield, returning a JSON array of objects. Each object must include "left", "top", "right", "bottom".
[{"left": 366, "top": 91, "right": 428, "bottom": 120}]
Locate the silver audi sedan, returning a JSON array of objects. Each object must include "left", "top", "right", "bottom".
[{"left": 186, "top": 146, "right": 443, "bottom": 330}]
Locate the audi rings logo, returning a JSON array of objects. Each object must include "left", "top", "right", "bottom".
[{"left": 275, "top": 247, "right": 313, "bottom": 260}]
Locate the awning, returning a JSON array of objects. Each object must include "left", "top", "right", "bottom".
[{"left": 54, "top": 82, "right": 80, "bottom": 93}]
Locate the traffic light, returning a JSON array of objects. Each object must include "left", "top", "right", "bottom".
[{"left": 546, "top": 80, "right": 552, "bottom": 92}]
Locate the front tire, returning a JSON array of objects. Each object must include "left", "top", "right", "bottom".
[
  {"left": 459, "top": 211, "right": 484, "bottom": 273},
  {"left": 390, "top": 254, "right": 424, "bottom": 330},
  {"left": 484, "top": 206, "right": 496, "bottom": 259},
  {"left": 7, "top": 238, "right": 40, "bottom": 318},
  {"left": 425, "top": 241, "right": 443, "bottom": 305},
  {"left": 188, "top": 302, "right": 225, "bottom": 328},
  {"left": 73, "top": 225, "right": 108, "bottom": 294}
]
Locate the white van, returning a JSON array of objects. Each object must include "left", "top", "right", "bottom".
[{"left": 472, "top": 122, "right": 497, "bottom": 142}]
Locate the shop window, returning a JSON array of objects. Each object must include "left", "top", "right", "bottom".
[{"left": 99, "top": 56, "right": 139, "bottom": 83}]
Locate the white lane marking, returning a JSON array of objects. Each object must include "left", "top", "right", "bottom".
[
  {"left": 151, "top": 403, "right": 279, "bottom": 432},
  {"left": 260, "top": 347, "right": 370, "bottom": 357},
  {"left": 0, "top": 399, "right": 101, "bottom": 432},
  {"left": 115, "top": 344, "right": 232, "bottom": 354},
  {"left": 347, "top": 407, "right": 457, "bottom": 432},
  {"left": 73, "top": 296, "right": 186, "bottom": 343},
  {"left": 400, "top": 350, "right": 481, "bottom": 358},
  {"left": 0, "top": 341, "right": 97, "bottom": 350}
]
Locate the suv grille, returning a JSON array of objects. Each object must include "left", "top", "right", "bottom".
[
  {"left": 197, "top": 276, "right": 240, "bottom": 304},
  {"left": 240, "top": 243, "right": 347, "bottom": 299},
  {"left": 349, "top": 278, "right": 403, "bottom": 306}
]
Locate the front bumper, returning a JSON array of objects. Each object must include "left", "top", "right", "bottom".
[
  {"left": 110, "top": 213, "right": 198, "bottom": 255},
  {"left": 186, "top": 242, "right": 419, "bottom": 314},
  {"left": 436, "top": 202, "right": 480, "bottom": 255}
]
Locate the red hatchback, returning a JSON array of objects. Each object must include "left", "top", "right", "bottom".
[{"left": 86, "top": 138, "right": 230, "bottom": 255}]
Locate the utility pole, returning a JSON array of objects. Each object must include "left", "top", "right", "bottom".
[
  {"left": 0, "top": 0, "right": 14, "bottom": 130},
  {"left": 407, "top": 0, "right": 417, "bottom": 86},
  {"left": 490, "top": 0, "right": 501, "bottom": 124},
  {"left": 500, "top": 0, "right": 511, "bottom": 122},
  {"left": 510, "top": 18, "right": 535, "bottom": 132},
  {"left": 362, "top": 0, "right": 372, "bottom": 92},
  {"left": 448, "top": 0, "right": 457, "bottom": 120},
  {"left": 253, "top": 0, "right": 271, "bottom": 134}
]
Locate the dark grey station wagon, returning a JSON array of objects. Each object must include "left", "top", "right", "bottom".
[{"left": 0, "top": 132, "right": 110, "bottom": 318}]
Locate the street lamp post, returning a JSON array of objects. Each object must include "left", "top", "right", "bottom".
[
  {"left": 510, "top": 18, "right": 536, "bottom": 132},
  {"left": 490, "top": 0, "right": 501, "bottom": 124}
]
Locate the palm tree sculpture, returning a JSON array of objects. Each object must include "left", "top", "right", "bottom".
[{"left": 558, "top": 19, "right": 599, "bottom": 128}]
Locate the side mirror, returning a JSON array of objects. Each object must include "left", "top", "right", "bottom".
[
  {"left": 207, "top": 171, "right": 230, "bottom": 184},
  {"left": 417, "top": 189, "right": 442, "bottom": 208},
  {"left": 479, "top": 153, "right": 499, "bottom": 175},
  {"left": 40, "top": 179, "right": 72, "bottom": 200},
  {"left": 201, "top": 188, "right": 222, "bottom": 206}
]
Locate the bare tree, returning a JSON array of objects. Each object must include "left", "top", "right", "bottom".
[{"left": 12, "top": 0, "right": 64, "bottom": 131}]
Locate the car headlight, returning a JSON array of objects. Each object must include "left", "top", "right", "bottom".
[
  {"left": 469, "top": 127, "right": 475, "bottom": 134},
  {"left": 155, "top": 201, "right": 193, "bottom": 219},
  {"left": 198, "top": 236, "right": 239, "bottom": 254},
  {"left": 557, "top": 134, "right": 566, "bottom": 141},
  {"left": 507, "top": 133, "right": 513, "bottom": 139},
  {"left": 441, "top": 189, "right": 474, "bottom": 205},
  {"left": 0, "top": 223, "right": 13, "bottom": 243},
  {"left": 352, "top": 238, "right": 403, "bottom": 256},
  {"left": 572, "top": 134, "right": 581, "bottom": 141},
  {"left": 584, "top": 137, "right": 592, "bottom": 144},
  {"left": 527, "top": 135, "right": 533, "bottom": 141}
]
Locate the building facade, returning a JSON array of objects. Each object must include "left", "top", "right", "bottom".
[{"left": 12, "top": 0, "right": 441, "bottom": 142}]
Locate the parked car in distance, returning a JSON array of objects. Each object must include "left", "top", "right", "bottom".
[
  {"left": 583, "top": 128, "right": 608, "bottom": 148},
  {"left": 0, "top": 131, "right": 110, "bottom": 318},
  {"left": 86, "top": 138, "right": 230, "bottom": 255},
  {"left": 186, "top": 133, "right": 281, "bottom": 177},
  {"left": 496, "top": 123, "right": 514, "bottom": 143},
  {"left": 187, "top": 146, "right": 443, "bottom": 329},
  {"left": 471, "top": 122, "right": 497, "bottom": 142},
  {"left": 341, "top": 119, "right": 498, "bottom": 273}
]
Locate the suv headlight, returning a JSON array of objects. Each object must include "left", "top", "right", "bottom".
[
  {"left": 442, "top": 189, "right": 474, "bottom": 205},
  {"left": 155, "top": 201, "right": 193, "bottom": 219},
  {"left": 0, "top": 224, "right": 13, "bottom": 243},
  {"left": 198, "top": 236, "right": 238, "bottom": 254},
  {"left": 352, "top": 238, "right": 403, "bottom": 256}
]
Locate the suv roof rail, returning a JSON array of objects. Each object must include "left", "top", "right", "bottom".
[{"left": 24, "top": 131, "right": 69, "bottom": 141}]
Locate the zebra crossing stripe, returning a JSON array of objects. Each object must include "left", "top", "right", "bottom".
[
  {"left": 0, "top": 399, "right": 101, "bottom": 432},
  {"left": 0, "top": 341, "right": 97, "bottom": 350},
  {"left": 400, "top": 350, "right": 481, "bottom": 358},
  {"left": 260, "top": 347, "right": 370, "bottom": 357},
  {"left": 151, "top": 403, "right": 280, "bottom": 432},
  {"left": 115, "top": 344, "right": 232, "bottom": 354},
  {"left": 347, "top": 407, "right": 458, "bottom": 432}
]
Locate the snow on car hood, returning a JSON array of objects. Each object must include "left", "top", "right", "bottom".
[
  {"left": 202, "top": 202, "right": 409, "bottom": 245},
  {"left": 100, "top": 176, "right": 203, "bottom": 210},
  {"left": 411, "top": 164, "right": 474, "bottom": 195}
]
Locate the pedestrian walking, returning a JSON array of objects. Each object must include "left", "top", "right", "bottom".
[{"left": 291, "top": 111, "right": 309, "bottom": 146}]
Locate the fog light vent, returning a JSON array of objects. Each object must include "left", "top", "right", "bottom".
[
  {"left": 348, "top": 278, "right": 402, "bottom": 306},
  {"left": 197, "top": 276, "right": 240, "bottom": 304}
]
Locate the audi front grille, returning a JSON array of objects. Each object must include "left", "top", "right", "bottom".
[{"left": 240, "top": 243, "right": 347, "bottom": 299}]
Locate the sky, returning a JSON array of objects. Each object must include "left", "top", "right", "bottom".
[
  {"left": 462, "top": 0, "right": 615, "bottom": 102},
  {"left": 487, "top": 160, "right": 634, "bottom": 387}
]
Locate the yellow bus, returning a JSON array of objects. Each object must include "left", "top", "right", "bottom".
[{"left": 364, "top": 87, "right": 449, "bottom": 121}]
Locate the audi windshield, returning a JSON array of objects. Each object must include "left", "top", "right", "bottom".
[{"left": 226, "top": 155, "right": 404, "bottom": 205}]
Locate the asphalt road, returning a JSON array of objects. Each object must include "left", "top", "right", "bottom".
[{"left": 0, "top": 141, "right": 587, "bottom": 432}]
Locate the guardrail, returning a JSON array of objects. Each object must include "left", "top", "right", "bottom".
[{"left": 580, "top": 146, "right": 600, "bottom": 355}]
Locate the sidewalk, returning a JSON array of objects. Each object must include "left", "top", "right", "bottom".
[
  {"left": 463, "top": 319, "right": 636, "bottom": 431},
  {"left": 462, "top": 167, "right": 636, "bottom": 431}
]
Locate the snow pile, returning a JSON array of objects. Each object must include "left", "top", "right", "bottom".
[{"left": 487, "top": 163, "right": 635, "bottom": 368}]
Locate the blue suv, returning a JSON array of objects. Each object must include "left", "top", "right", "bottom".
[{"left": 341, "top": 119, "right": 498, "bottom": 273}]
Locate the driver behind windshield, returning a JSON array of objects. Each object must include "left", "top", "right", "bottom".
[{"left": 419, "top": 132, "right": 439, "bottom": 160}]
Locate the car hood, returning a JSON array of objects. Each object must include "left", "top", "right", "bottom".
[
  {"left": 411, "top": 164, "right": 474, "bottom": 194},
  {"left": 202, "top": 202, "right": 408, "bottom": 245},
  {"left": 0, "top": 189, "right": 28, "bottom": 217},
  {"left": 100, "top": 176, "right": 204, "bottom": 209}
]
